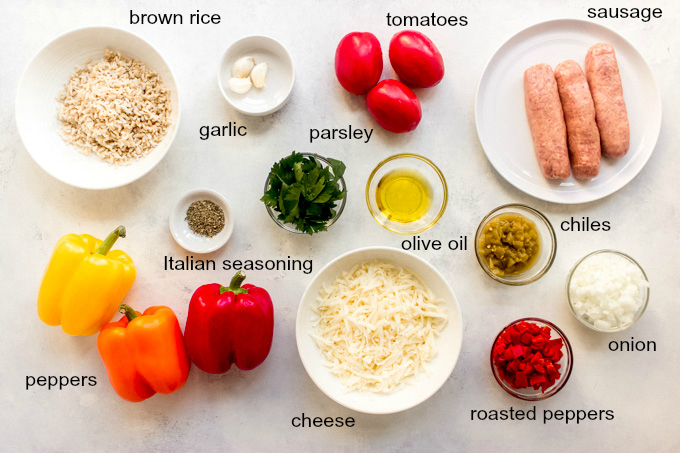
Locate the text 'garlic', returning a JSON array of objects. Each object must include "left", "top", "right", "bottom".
[
  {"left": 232, "top": 56, "right": 255, "bottom": 78},
  {"left": 250, "top": 62, "right": 269, "bottom": 88},
  {"left": 228, "top": 77, "right": 253, "bottom": 94}
]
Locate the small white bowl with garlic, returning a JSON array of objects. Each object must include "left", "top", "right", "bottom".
[{"left": 218, "top": 35, "right": 295, "bottom": 116}]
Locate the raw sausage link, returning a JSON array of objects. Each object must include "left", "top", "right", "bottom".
[
  {"left": 554, "top": 60, "right": 601, "bottom": 179},
  {"left": 585, "top": 43, "right": 630, "bottom": 158},
  {"left": 524, "top": 63, "right": 571, "bottom": 179}
]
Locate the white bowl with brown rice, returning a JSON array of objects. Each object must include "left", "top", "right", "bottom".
[{"left": 16, "top": 26, "right": 180, "bottom": 189}]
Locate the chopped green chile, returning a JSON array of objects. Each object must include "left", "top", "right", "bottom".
[{"left": 478, "top": 213, "right": 540, "bottom": 276}]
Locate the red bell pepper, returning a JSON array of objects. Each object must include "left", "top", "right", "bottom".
[{"left": 184, "top": 271, "right": 274, "bottom": 374}]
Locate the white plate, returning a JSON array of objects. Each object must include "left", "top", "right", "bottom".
[
  {"left": 475, "top": 19, "right": 661, "bottom": 204},
  {"left": 296, "top": 247, "right": 463, "bottom": 414},
  {"left": 16, "top": 26, "right": 180, "bottom": 190},
  {"left": 169, "top": 189, "right": 234, "bottom": 254},
  {"left": 217, "top": 36, "right": 295, "bottom": 116}
]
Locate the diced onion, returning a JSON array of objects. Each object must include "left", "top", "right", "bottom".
[{"left": 569, "top": 253, "right": 648, "bottom": 330}]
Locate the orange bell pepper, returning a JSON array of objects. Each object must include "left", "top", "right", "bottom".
[{"left": 97, "top": 304, "right": 190, "bottom": 402}]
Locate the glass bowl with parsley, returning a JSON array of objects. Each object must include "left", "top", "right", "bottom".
[{"left": 261, "top": 152, "right": 347, "bottom": 235}]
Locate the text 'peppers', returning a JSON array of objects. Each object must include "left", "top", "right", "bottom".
[
  {"left": 97, "top": 305, "right": 190, "bottom": 402},
  {"left": 185, "top": 271, "right": 274, "bottom": 374}
]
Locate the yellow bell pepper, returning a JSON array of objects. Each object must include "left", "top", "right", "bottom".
[{"left": 37, "top": 226, "right": 136, "bottom": 336}]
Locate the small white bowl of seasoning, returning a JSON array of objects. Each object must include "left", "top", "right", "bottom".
[
  {"left": 217, "top": 35, "right": 295, "bottom": 116},
  {"left": 170, "top": 189, "right": 234, "bottom": 254}
]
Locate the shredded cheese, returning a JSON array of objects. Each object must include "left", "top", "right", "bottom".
[{"left": 311, "top": 260, "right": 447, "bottom": 393}]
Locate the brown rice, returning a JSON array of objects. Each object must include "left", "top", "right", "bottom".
[{"left": 57, "top": 49, "right": 172, "bottom": 164}]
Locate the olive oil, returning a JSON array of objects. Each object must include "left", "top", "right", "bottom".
[{"left": 376, "top": 169, "right": 432, "bottom": 223}]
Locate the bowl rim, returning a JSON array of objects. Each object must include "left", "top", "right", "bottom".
[
  {"left": 490, "top": 317, "right": 573, "bottom": 401},
  {"left": 566, "top": 249, "right": 650, "bottom": 333},
  {"left": 295, "top": 245, "right": 464, "bottom": 414},
  {"left": 217, "top": 34, "right": 295, "bottom": 116},
  {"left": 365, "top": 153, "right": 448, "bottom": 235},
  {"left": 169, "top": 188, "right": 234, "bottom": 254},
  {"left": 474, "top": 203, "right": 556, "bottom": 286},
  {"left": 263, "top": 152, "right": 347, "bottom": 235},
  {"left": 15, "top": 25, "right": 181, "bottom": 190}
]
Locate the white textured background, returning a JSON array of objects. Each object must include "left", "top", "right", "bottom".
[{"left": 1, "top": 0, "right": 678, "bottom": 451}]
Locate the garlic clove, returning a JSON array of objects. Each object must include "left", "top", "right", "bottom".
[
  {"left": 250, "top": 62, "right": 269, "bottom": 88},
  {"left": 228, "top": 77, "right": 253, "bottom": 94},
  {"left": 232, "top": 56, "right": 255, "bottom": 78}
]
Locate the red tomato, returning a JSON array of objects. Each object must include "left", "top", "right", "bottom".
[
  {"left": 366, "top": 80, "right": 422, "bottom": 133},
  {"left": 335, "top": 32, "right": 383, "bottom": 95},
  {"left": 389, "top": 31, "right": 445, "bottom": 88}
]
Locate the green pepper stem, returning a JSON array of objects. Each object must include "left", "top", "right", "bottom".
[
  {"left": 219, "top": 271, "right": 249, "bottom": 295},
  {"left": 119, "top": 304, "right": 138, "bottom": 321},
  {"left": 94, "top": 226, "right": 126, "bottom": 256}
]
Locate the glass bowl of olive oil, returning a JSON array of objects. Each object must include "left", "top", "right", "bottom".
[{"left": 366, "top": 154, "right": 448, "bottom": 234}]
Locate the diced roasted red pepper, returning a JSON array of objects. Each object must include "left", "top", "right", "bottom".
[
  {"left": 530, "top": 374, "right": 547, "bottom": 386},
  {"left": 531, "top": 335, "right": 546, "bottom": 348},
  {"left": 516, "top": 372, "right": 528, "bottom": 388},
  {"left": 545, "top": 362, "right": 556, "bottom": 375},
  {"left": 511, "top": 345, "right": 524, "bottom": 359},
  {"left": 493, "top": 321, "right": 565, "bottom": 394}
]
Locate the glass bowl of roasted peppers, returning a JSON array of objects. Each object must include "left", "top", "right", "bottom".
[{"left": 490, "top": 318, "right": 573, "bottom": 401}]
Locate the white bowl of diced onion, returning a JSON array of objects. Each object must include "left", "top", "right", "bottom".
[
  {"left": 295, "top": 246, "right": 463, "bottom": 414},
  {"left": 567, "top": 250, "right": 650, "bottom": 333}
]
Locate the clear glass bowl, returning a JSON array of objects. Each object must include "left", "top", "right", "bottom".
[
  {"left": 490, "top": 318, "right": 573, "bottom": 401},
  {"left": 263, "top": 153, "right": 346, "bottom": 234},
  {"left": 566, "top": 250, "right": 650, "bottom": 333},
  {"left": 475, "top": 204, "right": 556, "bottom": 286},
  {"left": 365, "top": 154, "right": 447, "bottom": 234}
]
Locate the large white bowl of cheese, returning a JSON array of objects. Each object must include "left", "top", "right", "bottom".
[{"left": 295, "top": 246, "right": 463, "bottom": 414}]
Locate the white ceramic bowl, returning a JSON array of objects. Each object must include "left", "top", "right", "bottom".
[
  {"left": 475, "top": 19, "right": 661, "bottom": 204},
  {"left": 218, "top": 36, "right": 295, "bottom": 116},
  {"left": 170, "top": 189, "right": 234, "bottom": 254},
  {"left": 296, "top": 246, "right": 463, "bottom": 414},
  {"left": 16, "top": 26, "right": 180, "bottom": 190}
]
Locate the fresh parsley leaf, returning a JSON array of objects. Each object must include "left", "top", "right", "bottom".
[
  {"left": 327, "top": 157, "right": 346, "bottom": 181},
  {"left": 312, "top": 184, "right": 335, "bottom": 204},
  {"left": 293, "top": 162, "right": 304, "bottom": 183},
  {"left": 284, "top": 182, "right": 303, "bottom": 202}
]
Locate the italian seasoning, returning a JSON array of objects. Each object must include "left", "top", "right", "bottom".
[{"left": 185, "top": 200, "right": 225, "bottom": 238}]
